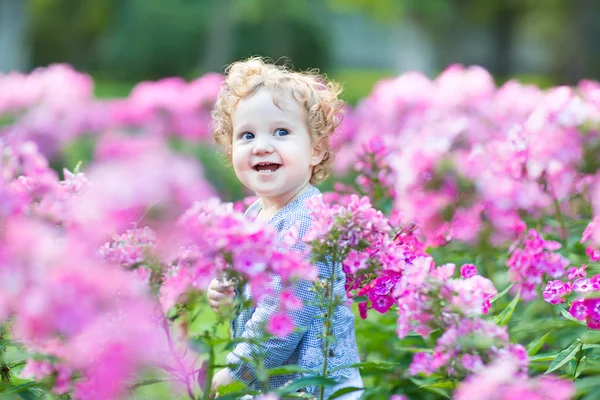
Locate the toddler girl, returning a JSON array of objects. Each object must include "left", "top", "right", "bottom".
[{"left": 208, "top": 57, "right": 362, "bottom": 399}]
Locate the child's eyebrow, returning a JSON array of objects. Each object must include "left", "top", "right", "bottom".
[{"left": 233, "top": 122, "right": 254, "bottom": 133}]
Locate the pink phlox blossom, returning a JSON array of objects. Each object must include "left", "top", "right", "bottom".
[
  {"left": 430, "top": 263, "right": 456, "bottom": 281},
  {"left": 454, "top": 356, "right": 574, "bottom": 400},
  {"left": 279, "top": 290, "right": 302, "bottom": 311},
  {"left": 266, "top": 313, "right": 294, "bottom": 338},
  {"left": 573, "top": 278, "right": 593, "bottom": 293},
  {"left": 569, "top": 298, "right": 587, "bottom": 321},
  {"left": 461, "top": 353, "right": 484, "bottom": 373},
  {"left": 408, "top": 352, "right": 436, "bottom": 376},
  {"left": 542, "top": 280, "right": 571, "bottom": 304},
  {"left": 403, "top": 256, "right": 433, "bottom": 286},
  {"left": 460, "top": 263, "right": 478, "bottom": 279},
  {"left": 448, "top": 275, "right": 497, "bottom": 315},
  {"left": 506, "top": 229, "right": 570, "bottom": 300},
  {"left": 342, "top": 249, "right": 370, "bottom": 274},
  {"left": 567, "top": 264, "right": 587, "bottom": 281},
  {"left": 582, "top": 216, "right": 600, "bottom": 244},
  {"left": 586, "top": 246, "right": 600, "bottom": 261},
  {"left": 99, "top": 227, "right": 157, "bottom": 268}
]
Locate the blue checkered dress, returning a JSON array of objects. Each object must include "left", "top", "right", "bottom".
[{"left": 226, "top": 185, "right": 362, "bottom": 397}]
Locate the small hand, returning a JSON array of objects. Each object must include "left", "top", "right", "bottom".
[
  {"left": 207, "top": 278, "right": 235, "bottom": 314},
  {"left": 211, "top": 368, "right": 235, "bottom": 397}
]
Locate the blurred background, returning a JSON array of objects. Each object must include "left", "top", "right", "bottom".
[{"left": 2, "top": 0, "right": 600, "bottom": 105}]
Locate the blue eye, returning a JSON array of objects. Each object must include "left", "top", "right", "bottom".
[
  {"left": 241, "top": 132, "right": 255, "bottom": 140},
  {"left": 275, "top": 128, "right": 290, "bottom": 137}
]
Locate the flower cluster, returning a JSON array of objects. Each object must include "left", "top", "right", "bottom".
[
  {"left": 581, "top": 216, "right": 600, "bottom": 261},
  {"left": 161, "top": 198, "right": 317, "bottom": 336},
  {"left": 336, "top": 64, "right": 600, "bottom": 246},
  {"left": 506, "top": 229, "right": 570, "bottom": 301},
  {"left": 454, "top": 356, "right": 574, "bottom": 400}
]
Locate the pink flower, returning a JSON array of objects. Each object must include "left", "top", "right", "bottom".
[
  {"left": 279, "top": 290, "right": 302, "bottom": 311},
  {"left": 460, "top": 264, "right": 478, "bottom": 279},
  {"left": 461, "top": 354, "right": 484, "bottom": 373},
  {"left": 542, "top": 280, "right": 570, "bottom": 304},
  {"left": 358, "top": 301, "right": 368, "bottom": 320},
  {"left": 585, "top": 298, "right": 600, "bottom": 319},
  {"left": 342, "top": 249, "right": 369, "bottom": 274},
  {"left": 369, "top": 293, "right": 395, "bottom": 314},
  {"left": 266, "top": 314, "right": 294, "bottom": 338},
  {"left": 573, "top": 278, "right": 593, "bottom": 293},
  {"left": 569, "top": 298, "right": 587, "bottom": 320},
  {"left": 567, "top": 264, "right": 587, "bottom": 281},
  {"left": 591, "top": 274, "right": 600, "bottom": 291},
  {"left": 408, "top": 352, "right": 435, "bottom": 376},
  {"left": 587, "top": 246, "right": 600, "bottom": 261},
  {"left": 581, "top": 216, "right": 599, "bottom": 243}
]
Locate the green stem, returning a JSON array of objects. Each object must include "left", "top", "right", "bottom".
[
  {"left": 203, "top": 344, "right": 214, "bottom": 400},
  {"left": 319, "top": 249, "right": 338, "bottom": 400},
  {"left": 573, "top": 329, "right": 588, "bottom": 379}
]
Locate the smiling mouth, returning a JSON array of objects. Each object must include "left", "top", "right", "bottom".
[{"left": 253, "top": 162, "right": 282, "bottom": 172}]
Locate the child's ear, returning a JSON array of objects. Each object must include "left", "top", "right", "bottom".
[{"left": 310, "top": 140, "right": 326, "bottom": 167}]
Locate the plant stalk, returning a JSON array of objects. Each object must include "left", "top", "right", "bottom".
[{"left": 320, "top": 249, "right": 338, "bottom": 400}]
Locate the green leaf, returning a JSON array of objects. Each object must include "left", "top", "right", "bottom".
[
  {"left": 330, "top": 361, "right": 398, "bottom": 373},
  {"left": 5, "top": 382, "right": 39, "bottom": 394},
  {"left": 529, "top": 353, "right": 559, "bottom": 363},
  {"left": 419, "top": 380, "right": 456, "bottom": 390},
  {"left": 409, "top": 378, "right": 451, "bottom": 399},
  {"left": 493, "top": 290, "right": 520, "bottom": 326},
  {"left": 128, "top": 378, "right": 170, "bottom": 391},
  {"left": 274, "top": 377, "right": 336, "bottom": 396},
  {"left": 527, "top": 330, "right": 554, "bottom": 356},
  {"left": 217, "top": 381, "right": 246, "bottom": 396},
  {"left": 490, "top": 283, "right": 515, "bottom": 303},
  {"left": 328, "top": 386, "right": 363, "bottom": 400},
  {"left": 546, "top": 340, "right": 582, "bottom": 374},
  {"left": 352, "top": 296, "right": 368, "bottom": 303},
  {"left": 266, "top": 365, "right": 315, "bottom": 377}
]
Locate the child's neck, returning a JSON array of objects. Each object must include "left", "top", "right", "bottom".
[{"left": 257, "top": 183, "right": 311, "bottom": 222}]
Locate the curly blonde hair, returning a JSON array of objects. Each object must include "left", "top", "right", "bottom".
[{"left": 211, "top": 57, "right": 344, "bottom": 185}]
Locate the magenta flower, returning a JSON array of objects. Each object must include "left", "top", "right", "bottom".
[
  {"left": 460, "top": 264, "right": 478, "bottom": 279},
  {"left": 586, "top": 246, "right": 600, "bottom": 261},
  {"left": 266, "top": 314, "right": 294, "bottom": 338},
  {"left": 567, "top": 264, "right": 587, "bottom": 281},
  {"left": 569, "top": 298, "right": 587, "bottom": 320},
  {"left": 369, "top": 293, "right": 395, "bottom": 314}
]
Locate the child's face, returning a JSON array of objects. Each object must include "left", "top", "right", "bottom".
[{"left": 231, "top": 88, "right": 323, "bottom": 202}]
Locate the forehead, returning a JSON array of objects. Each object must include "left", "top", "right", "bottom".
[{"left": 232, "top": 87, "right": 306, "bottom": 124}]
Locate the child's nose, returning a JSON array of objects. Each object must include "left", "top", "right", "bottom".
[{"left": 252, "top": 135, "right": 274, "bottom": 154}]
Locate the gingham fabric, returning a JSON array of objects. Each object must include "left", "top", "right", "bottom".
[{"left": 226, "top": 185, "right": 361, "bottom": 396}]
